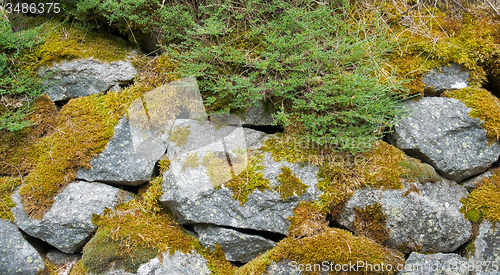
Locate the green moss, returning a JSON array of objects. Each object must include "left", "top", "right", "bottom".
[
  {"left": 20, "top": 19, "right": 131, "bottom": 71},
  {"left": 169, "top": 125, "right": 191, "bottom": 148},
  {"left": 224, "top": 152, "right": 271, "bottom": 205},
  {"left": 237, "top": 228, "right": 404, "bottom": 275},
  {"left": 399, "top": 157, "right": 441, "bottom": 183},
  {"left": 460, "top": 168, "right": 500, "bottom": 223},
  {"left": 202, "top": 151, "right": 233, "bottom": 188},
  {"left": 181, "top": 153, "right": 200, "bottom": 172},
  {"left": 444, "top": 87, "right": 500, "bottom": 142},
  {"left": 354, "top": 203, "right": 389, "bottom": 244},
  {"left": 19, "top": 85, "right": 144, "bottom": 219},
  {"left": 0, "top": 177, "right": 22, "bottom": 221},
  {"left": 287, "top": 201, "right": 329, "bottom": 239},
  {"left": 158, "top": 155, "right": 171, "bottom": 174},
  {"left": 275, "top": 166, "right": 308, "bottom": 201}
]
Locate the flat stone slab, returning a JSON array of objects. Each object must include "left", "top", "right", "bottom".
[
  {"left": 422, "top": 63, "right": 469, "bottom": 95},
  {"left": 11, "top": 181, "right": 133, "bottom": 253},
  {"left": 398, "top": 252, "right": 470, "bottom": 275},
  {"left": 0, "top": 219, "right": 45, "bottom": 274}
]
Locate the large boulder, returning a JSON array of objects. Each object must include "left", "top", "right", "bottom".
[
  {"left": 93, "top": 251, "right": 211, "bottom": 275},
  {"left": 422, "top": 63, "right": 469, "bottom": 95},
  {"left": 0, "top": 219, "right": 45, "bottom": 274},
  {"left": 194, "top": 224, "right": 275, "bottom": 263},
  {"left": 11, "top": 181, "right": 133, "bottom": 253},
  {"left": 43, "top": 58, "right": 137, "bottom": 101},
  {"left": 388, "top": 97, "right": 500, "bottom": 182},
  {"left": 337, "top": 180, "right": 471, "bottom": 253},
  {"left": 398, "top": 252, "right": 470, "bottom": 275},
  {"left": 76, "top": 116, "right": 168, "bottom": 186},
  {"left": 160, "top": 119, "right": 321, "bottom": 235},
  {"left": 467, "top": 220, "right": 500, "bottom": 275}
]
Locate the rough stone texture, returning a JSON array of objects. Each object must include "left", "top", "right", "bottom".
[
  {"left": 467, "top": 221, "right": 500, "bottom": 275},
  {"left": 398, "top": 252, "right": 470, "bottom": 275},
  {"left": 43, "top": 58, "right": 137, "bottom": 101},
  {"left": 0, "top": 219, "right": 45, "bottom": 274},
  {"left": 461, "top": 169, "right": 494, "bottom": 191},
  {"left": 76, "top": 116, "right": 168, "bottom": 185},
  {"left": 422, "top": 63, "right": 469, "bottom": 95},
  {"left": 46, "top": 250, "right": 81, "bottom": 266},
  {"left": 11, "top": 181, "right": 133, "bottom": 253},
  {"left": 160, "top": 120, "right": 321, "bottom": 234},
  {"left": 338, "top": 180, "right": 471, "bottom": 253},
  {"left": 388, "top": 97, "right": 500, "bottom": 182},
  {"left": 194, "top": 224, "right": 275, "bottom": 263},
  {"left": 242, "top": 100, "right": 274, "bottom": 126},
  {"left": 94, "top": 251, "right": 211, "bottom": 275}
]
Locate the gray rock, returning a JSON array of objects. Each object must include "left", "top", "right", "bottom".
[
  {"left": 160, "top": 121, "right": 322, "bottom": 235},
  {"left": 194, "top": 224, "right": 275, "bottom": 263},
  {"left": 46, "top": 250, "right": 81, "bottom": 266},
  {"left": 398, "top": 252, "right": 470, "bottom": 275},
  {"left": 0, "top": 219, "right": 45, "bottom": 275},
  {"left": 95, "top": 251, "right": 211, "bottom": 275},
  {"left": 43, "top": 58, "right": 137, "bottom": 101},
  {"left": 76, "top": 116, "right": 168, "bottom": 185},
  {"left": 263, "top": 261, "right": 305, "bottom": 275},
  {"left": 242, "top": 100, "right": 274, "bottom": 126},
  {"left": 388, "top": 97, "right": 500, "bottom": 182},
  {"left": 337, "top": 180, "right": 471, "bottom": 253},
  {"left": 422, "top": 63, "right": 469, "bottom": 95},
  {"left": 11, "top": 181, "right": 133, "bottom": 253},
  {"left": 461, "top": 170, "right": 494, "bottom": 191},
  {"left": 467, "top": 221, "right": 500, "bottom": 275}
]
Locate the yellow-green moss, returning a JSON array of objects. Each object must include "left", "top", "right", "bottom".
[
  {"left": 202, "top": 151, "right": 233, "bottom": 188},
  {"left": 460, "top": 168, "right": 500, "bottom": 223},
  {"left": 354, "top": 203, "right": 389, "bottom": 244},
  {"left": 0, "top": 177, "right": 22, "bottom": 221},
  {"left": 444, "top": 87, "right": 500, "bottom": 142},
  {"left": 399, "top": 157, "right": 441, "bottom": 183},
  {"left": 384, "top": 3, "right": 500, "bottom": 96},
  {"left": 19, "top": 85, "right": 144, "bottom": 219},
  {"left": 0, "top": 95, "right": 57, "bottom": 176},
  {"left": 158, "top": 154, "right": 171, "bottom": 174},
  {"left": 287, "top": 201, "right": 329, "bottom": 239},
  {"left": 275, "top": 166, "right": 308, "bottom": 201},
  {"left": 20, "top": 19, "right": 131, "bottom": 71},
  {"left": 181, "top": 153, "right": 200, "bottom": 172},
  {"left": 169, "top": 125, "right": 191, "bottom": 148},
  {"left": 237, "top": 228, "right": 404, "bottom": 275},
  {"left": 224, "top": 152, "right": 271, "bottom": 205}
]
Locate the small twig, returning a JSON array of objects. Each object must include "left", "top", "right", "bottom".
[
  {"left": 123, "top": 17, "right": 138, "bottom": 44},
  {"left": 1, "top": 161, "right": 24, "bottom": 187}
]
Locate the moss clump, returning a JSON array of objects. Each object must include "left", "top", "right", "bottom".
[
  {"left": 21, "top": 19, "right": 130, "bottom": 71},
  {"left": 0, "top": 95, "right": 57, "bottom": 176},
  {"left": 224, "top": 152, "right": 271, "bottom": 205},
  {"left": 399, "top": 157, "right": 441, "bottom": 183},
  {"left": 237, "top": 228, "right": 404, "bottom": 275},
  {"left": 354, "top": 203, "right": 389, "bottom": 244},
  {"left": 158, "top": 154, "right": 171, "bottom": 174},
  {"left": 0, "top": 177, "right": 22, "bottom": 221},
  {"left": 275, "top": 166, "right": 308, "bottom": 201},
  {"left": 181, "top": 153, "right": 200, "bottom": 172},
  {"left": 19, "top": 86, "right": 144, "bottom": 219},
  {"left": 169, "top": 125, "right": 191, "bottom": 148},
  {"left": 460, "top": 168, "right": 500, "bottom": 223},
  {"left": 287, "top": 202, "right": 329, "bottom": 239},
  {"left": 202, "top": 151, "right": 233, "bottom": 188},
  {"left": 444, "top": 87, "right": 500, "bottom": 142}
]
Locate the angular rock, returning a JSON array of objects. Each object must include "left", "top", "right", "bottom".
[
  {"left": 11, "top": 181, "right": 133, "bottom": 253},
  {"left": 388, "top": 97, "right": 500, "bottom": 182},
  {"left": 467, "top": 220, "right": 500, "bottom": 275},
  {"left": 194, "top": 224, "right": 275, "bottom": 263},
  {"left": 94, "top": 251, "right": 211, "bottom": 275},
  {"left": 422, "top": 63, "right": 469, "bottom": 95},
  {"left": 0, "top": 219, "right": 45, "bottom": 274},
  {"left": 43, "top": 58, "right": 137, "bottom": 102},
  {"left": 76, "top": 116, "right": 168, "bottom": 185},
  {"left": 160, "top": 119, "right": 321, "bottom": 234},
  {"left": 337, "top": 180, "right": 471, "bottom": 253},
  {"left": 242, "top": 100, "right": 274, "bottom": 126},
  {"left": 461, "top": 170, "right": 494, "bottom": 191},
  {"left": 398, "top": 252, "right": 470, "bottom": 275},
  {"left": 46, "top": 250, "right": 81, "bottom": 266}
]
